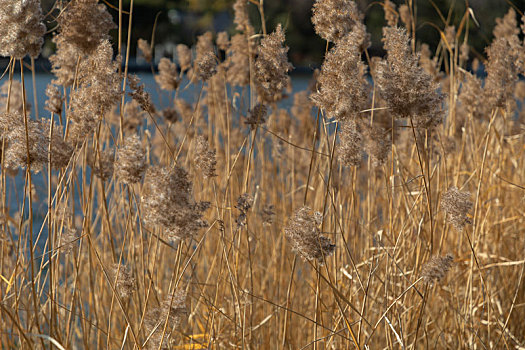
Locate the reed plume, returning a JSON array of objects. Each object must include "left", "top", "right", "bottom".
[
  {"left": 115, "top": 134, "right": 147, "bottom": 185},
  {"left": 0, "top": 0, "right": 45, "bottom": 58},
  {"left": 421, "top": 254, "right": 454, "bottom": 284},
  {"left": 155, "top": 58, "right": 179, "bottom": 91},
  {"left": 285, "top": 206, "right": 335, "bottom": 263},
  {"left": 375, "top": 26, "right": 443, "bottom": 129},
  {"left": 441, "top": 186, "right": 473, "bottom": 231},
  {"left": 142, "top": 166, "right": 210, "bottom": 241},
  {"left": 312, "top": 0, "right": 363, "bottom": 43},
  {"left": 255, "top": 24, "right": 293, "bottom": 103}
]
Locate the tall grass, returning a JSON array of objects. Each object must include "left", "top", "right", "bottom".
[{"left": 0, "top": 0, "right": 524, "bottom": 349}]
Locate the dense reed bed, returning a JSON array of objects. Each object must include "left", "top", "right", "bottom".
[{"left": 0, "top": 0, "right": 524, "bottom": 348}]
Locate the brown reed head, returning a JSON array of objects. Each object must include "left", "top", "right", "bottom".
[{"left": 285, "top": 206, "right": 335, "bottom": 264}]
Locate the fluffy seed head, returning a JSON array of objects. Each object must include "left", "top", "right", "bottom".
[
  {"left": 142, "top": 166, "right": 210, "bottom": 241},
  {"left": 161, "top": 107, "right": 179, "bottom": 123},
  {"left": 261, "top": 204, "right": 276, "bottom": 225},
  {"left": 0, "top": 112, "right": 47, "bottom": 172},
  {"left": 216, "top": 31, "right": 229, "bottom": 51},
  {"left": 420, "top": 254, "right": 454, "bottom": 284},
  {"left": 0, "top": 80, "right": 31, "bottom": 116},
  {"left": 176, "top": 44, "right": 192, "bottom": 72},
  {"left": 493, "top": 8, "right": 519, "bottom": 40},
  {"left": 311, "top": 29, "right": 369, "bottom": 122},
  {"left": 441, "top": 186, "right": 473, "bottom": 231},
  {"left": 235, "top": 193, "right": 254, "bottom": 229},
  {"left": 338, "top": 120, "right": 363, "bottom": 167},
  {"left": 128, "top": 75, "right": 155, "bottom": 114},
  {"left": 458, "top": 72, "right": 487, "bottom": 120},
  {"left": 375, "top": 27, "right": 443, "bottom": 129},
  {"left": 254, "top": 24, "right": 293, "bottom": 103},
  {"left": 196, "top": 51, "right": 217, "bottom": 81},
  {"left": 0, "top": 0, "right": 46, "bottom": 58},
  {"left": 484, "top": 37, "right": 520, "bottom": 109},
  {"left": 155, "top": 58, "right": 179, "bottom": 91},
  {"left": 285, "top": 206, "right": 335, "bottom": 263},
  {"left": 68, "top": 40, "right": 122, "bottom": 142},
  {"left": 57, "top": 0, "right": 115, "bottom": 55},
  {"left": 364, "top": 124, "right": 391, "bottom": 167},
  {"left": 49, "top": 35, "right": 81, "bottom": 87},
  {"left": 399, "top": 4, "right": 412, "bottom": 29},
  {"left": 311, "top": 0, "right": 363, "bottom": 42},
  {"left": 225, "top": 33, "right": 251, "bottom": 87},
  {"left": 245, "top": 104, "right": 268, "bottom": 129},
  {"left": 88, "top": 149, "right": 114, "bottom": 181},
  {"left": 194, "top": 136, "right": 217, "bottom": 178},
  {"left": 383, "top": 0, "right": 398, "bottom": 27},
  {"left": 115, "top": 135, "right": 147, "bottom": 184},
  {"left": 233, "top": 0, "right": 252, "bottom": 32},
  {"left": 121, "top": 100, "right": 145, "bottom": 134},
  {"left": 144, "top": 290, "right": 187, "bottom": 349},
  {"left": 59, "top": 227, "right": 78, "bottom": 255},
  {"left": 43, "top": 119, "right": 74, "bottom": 169},
  {"left": 137, "top": 38, "right": 152, "bottom": 62},
  {"left": 44, "top": 84, "right": 64, "bottom": 115},
  {"left": 110, "top": 264, "right": 135, "bottom": 299}
]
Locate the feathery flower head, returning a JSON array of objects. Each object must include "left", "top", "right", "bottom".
[
  {"left": 216, "top": 31, "right": 229, "bottom": 51},
  {"left": 235, "top": 193, "right": 254, "bottom": 229},
  {"left": 115, "top": 135, "right": 147, "bottom": 185},
  {"left": 137, "top": 38, "right": 152, "bottom": 63},
  {"left": 68, "top": 40, "right": 122, "bottom": 142},
  {"left": 44, "top": 84, "right": 64, "bottom": 115},
  {"left": 458, "top": 72, "right": 487, "bottom": 120},
  {"left": 49, "top": 35, "right": 81, "bottom": 87},
  {"left": 484, "top": 37, "right": 520, "bottom": 109},
  {"left": 399, "top": 5, "right": 412, "bottom": 29},
  {"left": 262, "top": 204, "right": 276, "bottom": 225},
  {"left": 121, "top": 100, "right": 145, "bottom": 134},
  {"left": 59, "top": 227, "right": 79, "bottom": 255},
  {"left": 161, "top": 107, "right": 179, "bottom": 123},
  {"left": 155, "top": 58, "right": 179, "bottom": 91},
  {"left": 43, "top": 119, "right": 74, "bottom": 169},
  {"left": 225, "top": 33, "right": 251, "bottom": 87},
  {"left": 176, "top": 44, "right": 192, "bottom": 72},
  {"left": 285, "top": 206, "right": 335, "bottom": 263},
  {"left": 441, "top": 186, "right": 473, "bottom": 231},
  {"left": 338, "top": 120, "right": 363, "bottom": 167},
  {"left": 311, "top": 29, "right": 369, "bottom": 122},
  {"left": 196, "top": 51, "right": 217, "bottom": 81},
  {"left": 0, "top": 0, "right": 45, "bottom": 58},
  {"left": 57, "top": 0, "right": 115, "bottom": 55},
  {"left": 142, "top": 166, "right": 210, "bottom": 241},
  {"left": 88, "top": 149, "right": 114, "bottom": 181},
  {"left": 194, "top": 135, "right": 217, "bottom": 178},
  {"left": 312, "top": 0, "right": 363, "bottom": 43},
  {"left": 420, "top": 254, "right": 454, "bottom": 284},
  {"left": 493, "top": 8, "right": 519, "bottom": 40},
  {"left": 0, "top": 80, "right": 31, "bottom": 116},
  {"left": 0, "top": 112, "right": 47, "bottom": 172},
  {"left": 375, "top": 27, "right": 443, "bottom": 129},
  {"left": 128, "top": 74, "right": 155, "bottom": 114},
  {"left": 255, "top": 24, "right": 293, "bottom": 103},
  {"left": 144, "top": 290, "right": 187, "bottom": 349},
  {"left": 233, "top": 0, "right": 252, "bottom": 32},
  {"left": 110, "top": 264, "right": 135, "bottom": 299},
  {"left": 364, "top": 124, "right": 391, "bottom": 167},
  {"left": 245, "top": 104, "right": 268, "bottom": 129},
  {"left": 383, "top": 0, "right": 398, "bottom": 27}
]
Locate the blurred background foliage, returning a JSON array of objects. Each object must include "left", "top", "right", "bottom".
[{"left": 41, "top": 0, "right": 525, "bottom": 67}]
